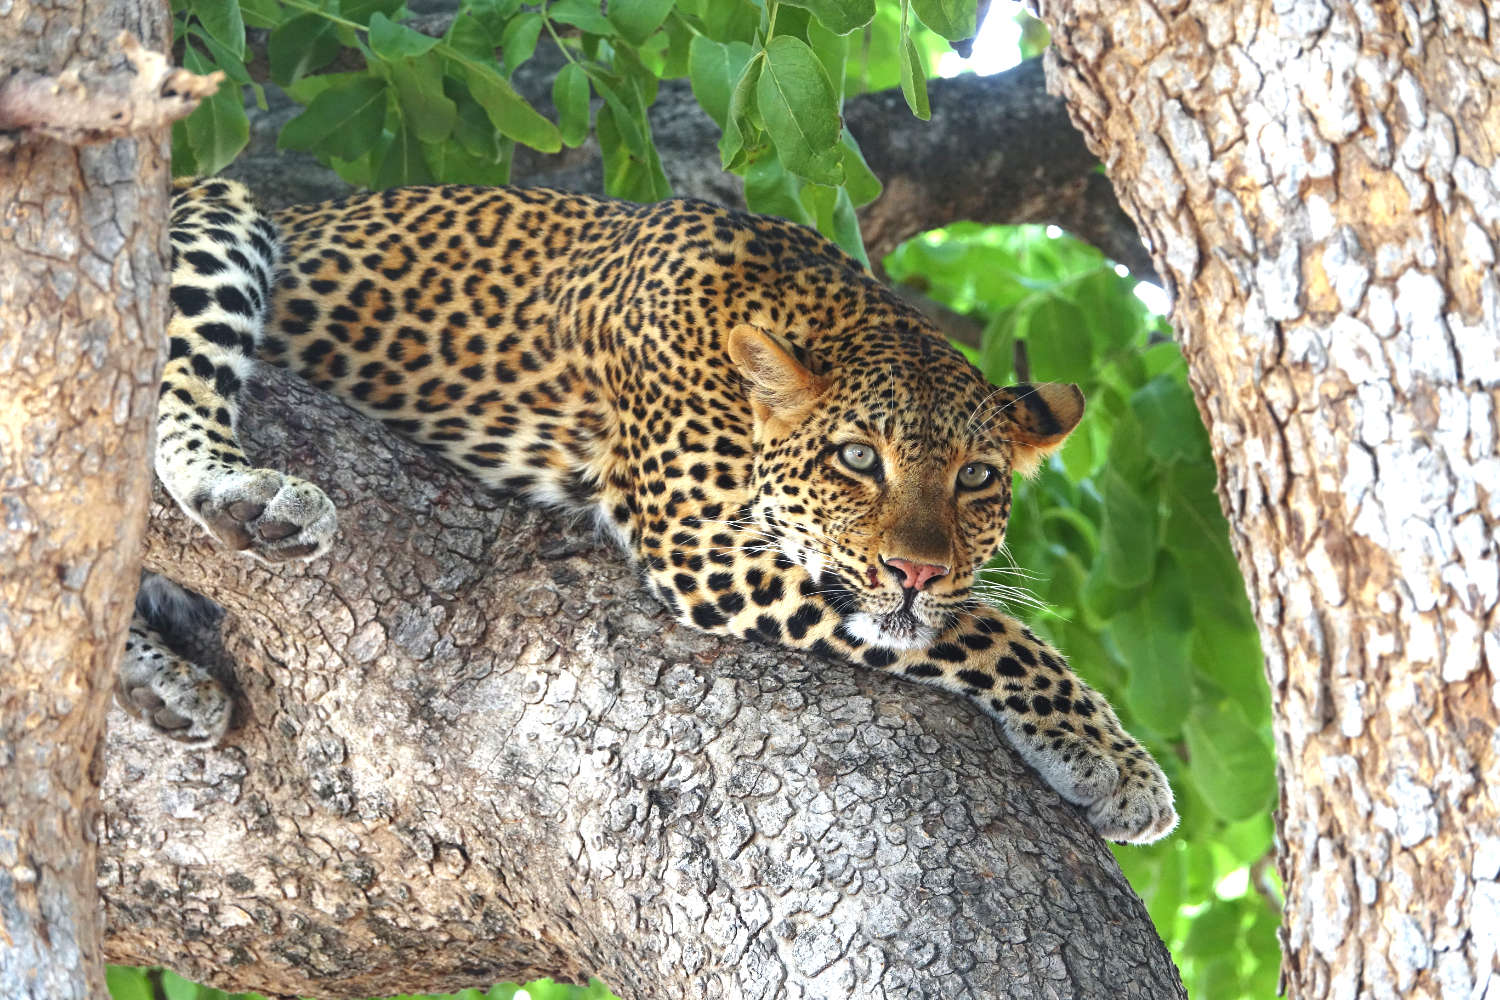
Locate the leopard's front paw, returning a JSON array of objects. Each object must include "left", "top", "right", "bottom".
[
  {"left": 1081, "top": 747, "right": 1176, "bottom": 844},
  {"left": 192, "top": 468, "right": 336, "bottom": 562},
  {"left": 1010, "top": 725, "right": 1177, "bottom": 844},
  {"left": 117, "top": 625, "right": 231, "bottom": 747}
]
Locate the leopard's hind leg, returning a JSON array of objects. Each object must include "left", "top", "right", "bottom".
[
  {"left": 121, "top": 180, "right": 336, "bottom": 746},
  {"left": 117, "top": 575, "right": 230, "bottom": 747},
  {"left": 158, "top": 178, "right": 335, "bottom": 561}
]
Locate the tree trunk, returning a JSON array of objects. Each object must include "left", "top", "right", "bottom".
[
  {"left": 99, "top": 364, "right": 1187, "bottom": 999},
  {"left": 1036, "top": 1, "right": 1500, "bottom": 997},
  {"left": 0, "top": 5, "right": 176, "bottom": 998}
]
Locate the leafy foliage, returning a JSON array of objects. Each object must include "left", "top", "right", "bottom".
[
  {"left": 170, "top": 0, "right": 955, "bottom": 258},
  {"left": 152, "top": 2, "right": 1283, "bottom": 999}
]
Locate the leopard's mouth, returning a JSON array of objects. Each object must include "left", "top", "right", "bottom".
[
  {"left": 844, "top": 587, "right": 942, "bottom": 651},
  {"left": 875, "top": 604, "right": 923, "bottom": 642}
]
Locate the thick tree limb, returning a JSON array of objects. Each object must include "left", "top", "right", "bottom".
[
  {"left": 0, "top": 32, "right": 221, "bottom": 147},
  {"left": 100, "top": 365, "right": 1186, "bottom": 1000},
  {"left": 848, "top": 59, "right": 1153, "bottom": 275}
]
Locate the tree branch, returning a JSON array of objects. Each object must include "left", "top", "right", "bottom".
[
  {"left": 101, "top": 365, "right": 1186, "bottom": 999},
  {"left": 0, "top": 32, "right": 221, "bottom": 147}
]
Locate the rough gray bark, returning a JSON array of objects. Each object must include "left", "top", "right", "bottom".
[
  {"left": 99, "top": 364, "right": 1187, "bottom": 1000},
  {"left": 0, "top": 2, "right": 197, "bottom": 997},
  {"left": 1036, "top": 1, "right": 1500, "bottom": 997},
  {"left": 228, "top": 48, "right": 1153, "bottom": 278}
]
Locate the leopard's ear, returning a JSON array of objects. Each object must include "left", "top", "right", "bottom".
[
  {"left": 1003, "top": 382, "right": 1085, "bottom": 476},
  {"left": 727, "top": 325, "right": 828, "bottom": 422}
]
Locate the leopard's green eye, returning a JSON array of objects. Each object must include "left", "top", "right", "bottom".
[
  {"left": 957, "top": 462, "right": 996, "bottom": 490},
  {"left": 839, "top": 442, "right": 879, "bottom": 473}
]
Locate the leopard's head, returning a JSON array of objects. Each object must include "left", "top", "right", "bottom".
[{"left": 729, "top": 323, "right": 1083, "bottom": 651}]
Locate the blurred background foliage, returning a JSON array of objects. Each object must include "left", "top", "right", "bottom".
[{"left": 130, "top": 0, "right": 1282, "bottom": 996}]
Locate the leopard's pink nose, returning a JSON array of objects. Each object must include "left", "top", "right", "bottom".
[{"left": 883, "top": 557, "right": 950, "bottom": 591}]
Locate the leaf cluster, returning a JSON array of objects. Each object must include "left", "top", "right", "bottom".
[{"left": 169, "top": 0, "right": 963, "bottom": 259}]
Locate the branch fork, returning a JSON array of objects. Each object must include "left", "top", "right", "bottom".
[{"left": 0, "top": 32, "right": 223, "bottom": 145}]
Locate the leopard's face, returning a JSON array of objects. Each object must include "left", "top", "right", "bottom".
[{"left": 730, "top": 323, "right": 1083, "bottom": 651}]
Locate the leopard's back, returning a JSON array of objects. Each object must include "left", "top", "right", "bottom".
[{"left": 264, "top": 186, "right": 866, "bottom": 517}]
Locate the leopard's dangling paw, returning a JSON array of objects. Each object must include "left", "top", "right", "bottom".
[{"left": 117, "top": 618, "right": 231, "bottom": 747}]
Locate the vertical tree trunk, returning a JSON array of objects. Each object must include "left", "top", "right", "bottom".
[
  {"left": 0, "top": 3, "right": 173, "bottom": 995},
  {"left": 1035, "top": 1, "right": 1499, "bottom": 996}
]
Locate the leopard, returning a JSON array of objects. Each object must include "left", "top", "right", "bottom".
[{"left": 120, "top": 177, "right": 1177, "bottom": 844}]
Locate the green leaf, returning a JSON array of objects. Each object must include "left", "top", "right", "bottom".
[
  {"left": 1183, "top": 700, "right": 1276, "bottom": 821},
  {"left": 552, "top": 61, "right": 592, "bottom": 147},
  {"left": 719, "top": 52, "right": 763, "bottom": 169},
  {"left": 1023, "top": 296, "right": 1095, "bottom": 385},
  {"left": 596, "top": 102, "right": 671, "bottom": 201},
  {"left": 444, "top": 9, "right": 500, "bottom": 59},
  {"left": 500, "top": 11, "right": 543, "bottom": 72},
  {"left": 800, "top": 182, "right": 867, "bottom": 265},
  {"left": 464, "top": 0, "right": 524, "bottom": 33},
  {"left": 586, "top": 72, "right": 649, "bottom": 158},
  {"left": 688, "top": 35, "right": 753, "bottom": 128},
  {"left": 839, "top": 129, "right": 882, "bottom": 207},
  {"left": 105, "top": 967, "right": 154, "bottom": 1000},
  {"left": 659, "top": 12, "right": 695, "bottom": 77},
  {"left": 1132, "top": 375, "right": 1209, "bottom": 465},
  {"left": 548, "top": 0, "right": 614, "bottom": 35},
  {"left": 449, "top": 78, "right": 504, "bottom": 158},
  {"left": 1096, "top": 462, "right": 1159, "bottom": 589},
  {"left": 388, "top": 54, "right": 457, "bottom": 143},
  {"left": 805, "top": 15, "right": 850, "bottom": 101},
  {"left": 160, "top": 969, "right": 217, "bottom": 1000},
  {"left": 743, "top": 155, "right": 813, "bottom": 225},
  {"left": 422, "top": 136, "right": 510, "bottom": 184},
  {"left": 897, "top": 36, "right": 929, "bottom": 119},
  {"left": 171, "top": 119, "right": 199, "bottom": 176},
  {"left": 911, "top": 0, "right": 977, "bottom": 40},
  {"left": 781, "top": 0, "right": 875, "bottom": 35},
  {"left": 608, "top": 0, "right": 674, "bottom": 45},
  {"left": 278, "top": 73, "right": 388, "bottom": 162},
  {"left": 268, "top": 14, "right": 341, "bottom": 86},
  {"left": 238, "top": 0, "right": 280, "bottom": 29},
  {"left": 375, "top": 116, "right": 435, "bottom": 187},
  {"left": 465, "top": 63, "right": 562, "bottom": 152},
  {"left": 757, "top": 35, "right": 843, "bottom": 185},
  {"left": 188, "top": 26, "right": 252, "bottom": 87},
  {"left": 369, "top": 11, "right": 439, "bottom": 58},
  {"left": 181, "top": 43, "right": 250, "bottom": 174},
  {"left": 342, "top": 0, "right": 406, "bottom": 25},
  {"left": 192, "top": 0, "right": 244, "bottom": 59},
  {"left": 1113, "top": 594, "right": 1192, "bottom": 737},
  {"left": 692, "top": 0, "right": 760, "bottom": 42}
]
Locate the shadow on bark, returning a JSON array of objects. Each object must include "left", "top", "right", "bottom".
[{"left": 99, "top": 366, "right": 1184, "bottom": 998}]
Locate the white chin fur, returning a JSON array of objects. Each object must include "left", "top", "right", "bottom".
[{"left": 844, "top": 612, "right": 935, "bottom": 651}]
